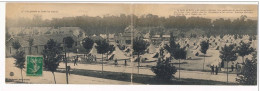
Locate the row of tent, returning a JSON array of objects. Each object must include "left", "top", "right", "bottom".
[{"left": 87, "top": 35, "right": 256, "bottom": 63}]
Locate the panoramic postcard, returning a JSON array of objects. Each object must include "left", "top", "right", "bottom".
[{"left": 5, "top": 3, "right": 258, "bottom": 85}]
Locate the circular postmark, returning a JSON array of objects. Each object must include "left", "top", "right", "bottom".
[{"left": 10, "top": 72, "right": 14, "bottom": 77}]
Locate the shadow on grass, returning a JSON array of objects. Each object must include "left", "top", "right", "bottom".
[{"left": 56, "top": 68, "right": 238, "bottom": 85}]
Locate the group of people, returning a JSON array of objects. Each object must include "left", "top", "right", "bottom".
[
  {"left": 84, "top": 54, "right": 97, "bottom": 62},
  {"left": 210, "top": 65, "right": 219, "bottom": 75}
]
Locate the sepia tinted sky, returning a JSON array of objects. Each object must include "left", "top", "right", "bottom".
[{"left": 6, "top": 3, "right": 258, "bottom": 20}]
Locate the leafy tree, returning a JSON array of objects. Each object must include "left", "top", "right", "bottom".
[
  {"left": 249, "top": 36, "right": 253, "bottom": 41},
  {"left": 82, "top": 37, "right": 94, "bottom": 60},
  {"left": 165, "top": 32, "right": 180, "bottom": 54},
  {"left": 219, "top": 44, "right": 238, "bottom": 84},
  {"left": 28, "top": 38, "right": 34, "bottom": 55},
  {"left": 95, "top": 39, "right": 111, "bottom": 73},
  {"left": 172, "top": 47, "right": 187, "bottom": 80},
  {"left": 234, "top": 34, "right": 238, "bottom": 40},
  {"left": 12, "top": 50, "right": 25, "bottom": 82},
  {"left": 7, "top": 14, "right": 257, "bottom": 35},
  {"left": 63, "top": 36, "right": 74, "bottom": 84},
  {"left": 239, "top": 35, "right": 243, "bottom": 39},
  {"left": 200, "top": 40, "right": 209, "bottom": 70},
  {"left": 236, "top": 52, "right": 257, "bottom": 85},
  {"left": 133, "top": 38, "right": 149, "bottom": 74},
  {"left": 42, "top": 39, "right": 62, "bottom": 84},
  {"left": 236, "top": 41, "right": 254, "bottom": 63},
  {"left": 12, "top": 40, "right": 21, "bottom": 51},
  {"left": 63, "top": 36, "right": 75, "bottom": 49},
  {"left": 220, "top": 35, "right": 224, "bottom": 39},
  {"left": 151, "top": 59, "right": 177, "bottom": 81}
]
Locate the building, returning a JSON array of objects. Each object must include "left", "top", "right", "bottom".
[
  {"left": 115, "top": 26, "right": 143, "bottom": 46},
  {"left": 6, "top": 27, "right": 86, "bottom": 57}
]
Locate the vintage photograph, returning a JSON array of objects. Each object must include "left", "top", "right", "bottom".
[{"left": 5, "top": 3, "right": 258, "bottom": 85}]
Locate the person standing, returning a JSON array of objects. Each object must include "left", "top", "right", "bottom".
[
  {"left": 115, "top": 58, "right": 118, "bottom": 66},
  {"left": 215, "top": 66, "right": 218, "bottom": 75},
  {"left": 74, "top": 56, "right": 78, "bottom": 66},
  {"left": 212, "top": 65, "right": 215, "bottom": 74},
  {"left": 124, "top": 59, "right": 127, "bottom": 66},
  {"left": 67, "top": 65, "right": 71, "bottom": 75},
  {"left": 231, "top": 64, "right": 234, "bottom": 72},
  {"left": 210, "top": 65, "right": 214, "bottom": 74}
]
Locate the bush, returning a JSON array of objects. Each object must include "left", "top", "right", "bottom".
[
  {"left": 151, "top": 60, "right": 177, "bottom": 80},
  {"left": 236, "top": 52, "right": 257, "bottom": 85}
]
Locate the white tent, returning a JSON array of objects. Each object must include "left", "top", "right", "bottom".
[
  {"left": 109, "top": 45, "right": 130, "bottom": 60},
  {"left": 158, "top": 41, "right": 166, "bottom": 49},
  {"left": 251, "top": 40, "right": 257, "bottom": 49},
  {"left": 141, "top": 53, "right": 157, "bottom": 62},
  {"left": 146, "top": 43, "right": 157, "bottom": 54},
  {"left": 186, "top": 49, "right": 196, "bottom": 59},
  {"left": 89, "top": 43, "right": 103, "bottom": 59},
  {"left": 144, "top": 32, "right": 150, "bottom": 39}
]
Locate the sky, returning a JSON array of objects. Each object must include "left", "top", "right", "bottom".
[{"left": 6, "top": 3, "right": 258, "bottom": 20}]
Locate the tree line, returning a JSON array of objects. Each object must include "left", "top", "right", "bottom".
[{"left": 7, "top": 14, "right": 257, "bottom": 35}]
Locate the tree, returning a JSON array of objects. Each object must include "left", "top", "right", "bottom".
[
  {"left": 151, "top": 59, "right": 177, "bottom": 81},
  {"left": 234, "top": 34, "right": 238, "bottom": 40},
  {"left": 165, "top": 32, "right": 180, "bottom": 54},
  {"left": 133, "top": 38, "right": 149, "bottom": 74},
  {"left": 12, "top": 50, "right": 25, "bottom": 82},
  {"left": 249, "top": 36, "right": 253, "bottom": 41},
  {"left": 172, "top": 47, "right": 187, "bottom": 80},
  {"left": 63, "top": 36, "right": 75, "bottom": 49},
  {"left": 42, "top": 39, "right": 62, "bottom": 84},
  {"left": 63, "top": 36, "right": 74, "bottom": 84},
  {"left": 236, "top": 41, "right": 254, "bottom": 63},
  {"left": 220, "top": 35, "right": 224, "bottom": 39},
  {"left": 28, "top": 38, "right": 34, "bottom": 55},
  {"left": 12, "top": 40, "right": 21, "bottom": 51},
  {"left": 236, "top": 52, "right": 257, "bottom": 85},
  {"left": 219, "top": 44, "right": 238, "bottom": 84},
  {"left": 200, "top": 40, "right": 209, "bottom": 70},
  {"left": 95, "top": 39, "right": 111, "bottom": 73},
  {"left": 239, "top": 35, "right": 243, "bottom": 39},
  {"left": 82, "top": 37, "right": 94, "bottom": 60}
]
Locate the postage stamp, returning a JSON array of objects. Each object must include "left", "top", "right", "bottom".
[{"left": 26, "top": 55, "right": 43, "bottom": 76}]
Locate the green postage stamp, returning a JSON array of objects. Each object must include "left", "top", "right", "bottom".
[{"left": 26, "top": 55, "right": 43, "bottom": 76}]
